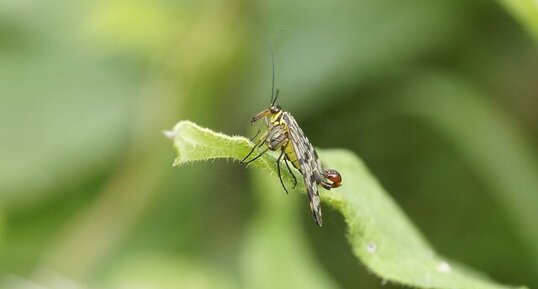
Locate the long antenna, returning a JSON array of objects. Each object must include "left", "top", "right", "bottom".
[{"left": 270, "top": 29, "right": 286, "bottom": 105}]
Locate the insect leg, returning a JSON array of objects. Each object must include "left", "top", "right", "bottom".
[
  {"left": 241, "top": 146, "right": 271, "bottom": 165},
  {"left": 249, "top": 128, "right": 261, "bottom": 142},
  {"left": 249, "top": 120, "right": 266, "bottom": 142},
  {"left": 243, "top": 124, "right": 287, "bottom": 165},
  {"left": 240, "top": 131, "right": 268, "bottom": 164},
  {"left": 283, "top": 158, "right": 297, "bottom": 189},
  {"left": 244, "top": 129, "right": 286, "bottom": 165},
  {"left": 276, "top": 150, "right": 290, "bottom": 194}
]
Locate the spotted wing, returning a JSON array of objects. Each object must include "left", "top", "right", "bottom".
[{"left": 282, "top": 112, "right": 324, "bottom": 226}]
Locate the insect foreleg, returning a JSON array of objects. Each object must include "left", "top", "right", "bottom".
[
  {"left": 241, "top": 131, "right": 268, "bottom": 164},
  {"left": 242, "top": 146, "right": 271, "bottom": 165},
  {"left": 249, "top": 117, "right": 269, "bottom": 142},
  {"left": 246, "top": 130, "right": 286, "bottom": 165},
  {"left": 249, "top": 127, "right": 261, "bottom": 142}
]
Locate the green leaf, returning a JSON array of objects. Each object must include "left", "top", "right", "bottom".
[
  {"left": 166, "top": 120, "right": 526, "bottom": 289},
  {"left": 396, "top": 72, "right": 538, "bottom": 278},
  {"left": 240, "top": 170, "right": 340, "bottom": 289},
  {"left": 497, "top": 0, "right": 538, "bottom": 41}
]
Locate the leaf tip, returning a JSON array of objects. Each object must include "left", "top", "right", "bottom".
[{"left": 162, "top": 129, "right": 177, "bottom": 139}]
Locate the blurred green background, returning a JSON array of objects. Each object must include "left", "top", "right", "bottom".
[{"left": 0, "top": 0, "right": 537, "bottom": 288}]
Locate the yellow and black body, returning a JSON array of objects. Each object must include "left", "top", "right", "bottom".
[
  {"left": 240, "top": 31, "right": 341, "bottom": 226},
  {"left": 241, "top": 100, "right": 342, "bottom": 227}
]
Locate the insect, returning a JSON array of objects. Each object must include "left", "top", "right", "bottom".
[{"left": 240, "top": 31, "right": 342, "bottom": 227}]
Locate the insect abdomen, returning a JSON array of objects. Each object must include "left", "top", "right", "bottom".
[{"left": 284, "top": 142, "right": 301, "bottom": 170}]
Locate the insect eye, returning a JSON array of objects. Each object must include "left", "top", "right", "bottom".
[{"left": 270, "top": 104, "right": 282, "bottom": 114}]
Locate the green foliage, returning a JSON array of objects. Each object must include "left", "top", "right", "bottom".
[
  {"left": 497, "top": 0, "right": 538, "bottom": 40},
  {"left": 1, "top": 0, "right": 536, "bottom": 287},
  {"left": 397, "top": 73, "right": 538, "bottom": 273},
  {"left": 168, "top": 120, "right": 526, "bottom": 289},
  {"left": 104, "top": 254, "right": 238, "bottom": 289}
]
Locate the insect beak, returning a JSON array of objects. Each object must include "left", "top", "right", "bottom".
[{"left": 250, "top": 109, "right": 271, "bottom": 124}]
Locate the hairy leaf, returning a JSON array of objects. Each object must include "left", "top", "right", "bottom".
[{"left": 166, "top": 120, "right": 526, "bottom": 289}]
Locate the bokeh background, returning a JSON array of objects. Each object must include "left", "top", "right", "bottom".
[{"left": 1, "top": 0, "right": 537, "bottom": 288}]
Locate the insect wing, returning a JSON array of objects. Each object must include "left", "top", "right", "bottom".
[{"left": 282, "top": 113, "right": 323, "bottom": 226}]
